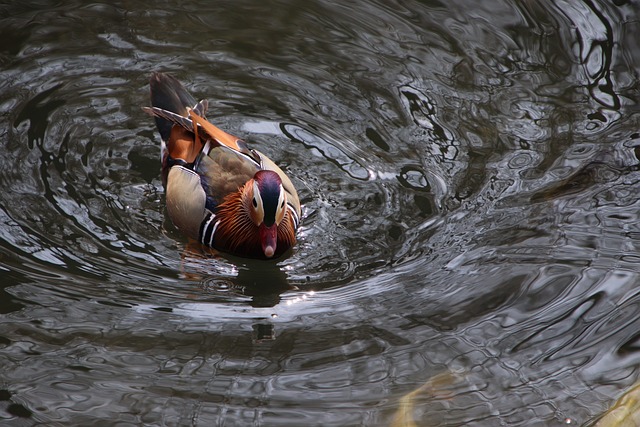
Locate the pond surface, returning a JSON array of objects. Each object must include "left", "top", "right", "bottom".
[{"left": 1, "top": 0, "right": 640, "bottom": 425}]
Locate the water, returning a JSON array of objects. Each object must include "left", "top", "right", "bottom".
[{"left": 1, "top": 0, "right": 639, "bottom": 425}]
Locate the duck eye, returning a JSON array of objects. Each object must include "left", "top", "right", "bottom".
[{"left": 253, "top": 197, "right": 258, "bottom": 208}]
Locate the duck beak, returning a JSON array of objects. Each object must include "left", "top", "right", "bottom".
[{"left": 259, "top": 223, "right": 278, "bottom": 258}]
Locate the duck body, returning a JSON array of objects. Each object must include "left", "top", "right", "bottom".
[{"left": 144, "top": 73, "right": 301, "bottom": 259}]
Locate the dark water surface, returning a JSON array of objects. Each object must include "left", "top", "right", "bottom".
[{"left": 1, "top": 0, "right": 640, "bottom": 425}]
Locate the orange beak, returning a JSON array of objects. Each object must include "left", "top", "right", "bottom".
[{"left": 259, "top": 223, "right": 278, "bottom": 258}]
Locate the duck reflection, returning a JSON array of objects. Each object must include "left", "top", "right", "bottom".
[
  {"left": 252, "top": 323, "right": 276, "bottom": 341},
  {"left": 232, "top": 257, "right": 294, "bottom": 308},
  {"left": 180, "top": 242, "right": 295, "bottom": 309}
]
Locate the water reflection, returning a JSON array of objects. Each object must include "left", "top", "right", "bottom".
[
  {"left": 0, "top": 0, "right": 639, "bottom": 425},
  {"left": 196, "top": 255, "right": 294, "bottom": 308}
]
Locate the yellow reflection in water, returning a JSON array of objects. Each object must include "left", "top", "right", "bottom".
[
  {"left": 594, "top": 382, "right": 640, "bottom": 427},
  {"left": 390, "top": 371, "right": 460, "bottom": 427}
]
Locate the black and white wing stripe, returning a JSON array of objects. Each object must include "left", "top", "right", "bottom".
[{"left": 199, "top": 211, "right": 220, "bottom": 247}]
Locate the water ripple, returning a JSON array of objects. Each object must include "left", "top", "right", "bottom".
[{"left": 0, "top": 0, "right": 639, "bottom": 425}]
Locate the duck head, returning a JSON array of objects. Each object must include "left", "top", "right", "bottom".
[{"left": 243, "top": 170, "right": 287, "bottom": 258}]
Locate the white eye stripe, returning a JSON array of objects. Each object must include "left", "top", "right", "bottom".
[
  {"left": 250, "top": 180, "right": 264, "bottom": 224},
  {"left": 253, "top": 181, "right": 263, "bottom": 206},
  {"left": 278, "top": 185, "right": 285, "bottom": 208},
  {"left": 274, "top": 184, "right": 286, "bottom": 224}
]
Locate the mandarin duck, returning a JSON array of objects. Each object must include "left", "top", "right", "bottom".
[{"left": 143, "top": 73, "right": 301, "bottom": 259}]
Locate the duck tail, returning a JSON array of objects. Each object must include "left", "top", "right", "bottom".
[{"left": 145, "top": 72, "right": 207, "bottom": 142}]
